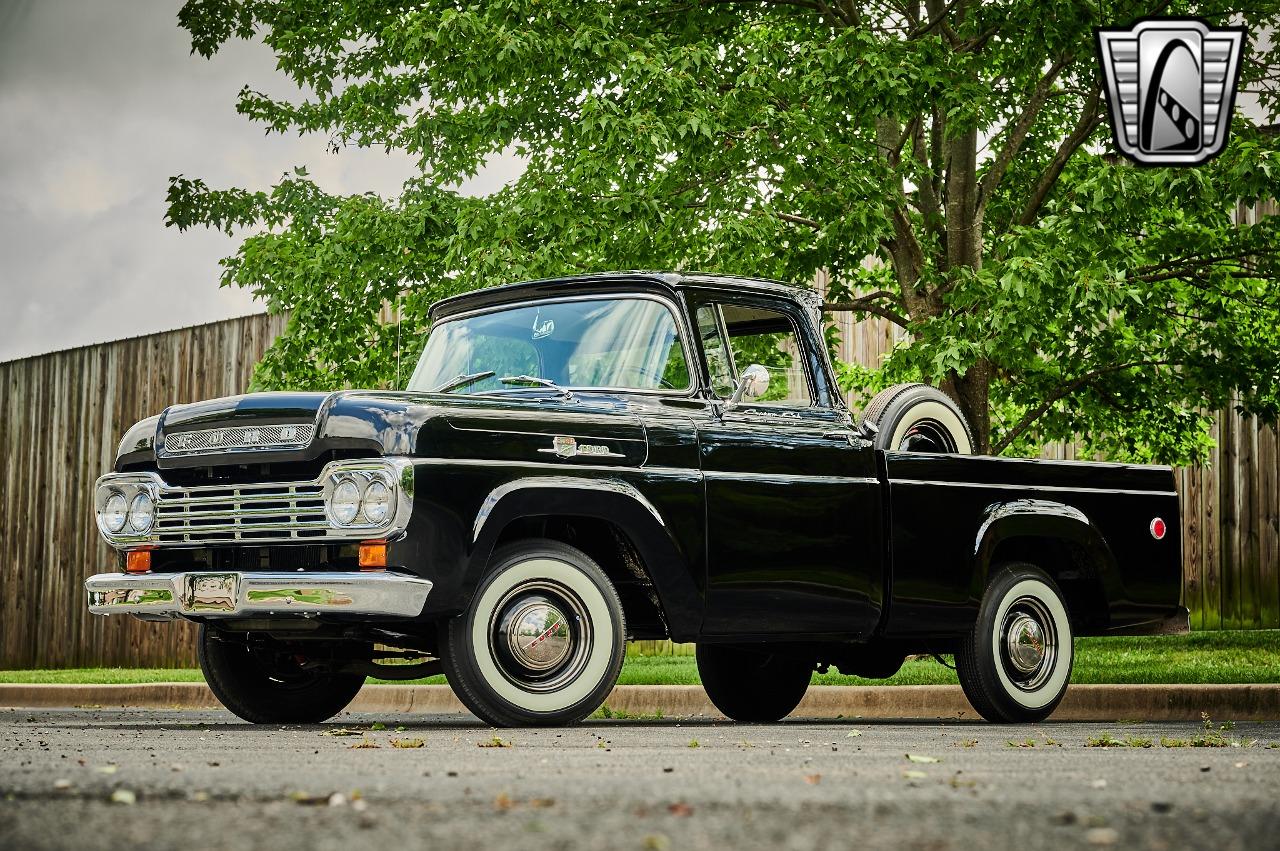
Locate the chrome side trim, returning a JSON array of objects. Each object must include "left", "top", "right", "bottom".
[
  {"left": 414, "top": 457, "right": 703, "bottom": 479},
  {"left": 473, "top": 476, "right": 667, "bottom": 542},
  {"left": 884, "top": 450, "right": 1174, "bottom": 474},
  {"left": 891, "top": 479, "right": 1178, "bottom": 498},
  {"left": 85, "top": 571, "right": 432, "bottom": 619},
  {"left": 704, "top": 471, "right": 879, "bottom": 485}
]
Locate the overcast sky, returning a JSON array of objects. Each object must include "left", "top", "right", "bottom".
[{"left": 0, "top": 0, "right": 520, "bottom": 362}]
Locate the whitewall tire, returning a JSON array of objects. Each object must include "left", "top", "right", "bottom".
[
  {"left": 956, "top": 563, "right": 1074, "bottom": 723},
  {"left": 860, "top": 383, "right": 975, "bottom": 454},
  {"left": 441, "top": 539, "right": 626, "bottom": 727}
]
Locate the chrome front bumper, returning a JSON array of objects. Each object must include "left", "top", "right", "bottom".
[{"left": 85, "top": 571, "right": 432, "bottom": 620}]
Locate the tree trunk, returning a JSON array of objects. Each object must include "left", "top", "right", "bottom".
[{"left": 943, "top": 361, "right": 992, "bottom": 454}]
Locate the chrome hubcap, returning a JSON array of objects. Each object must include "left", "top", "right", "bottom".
[
  {"left": 999, "top": 597, "right": 1057, "bottom": 691},
  {"left": 505, "top": 599, "right": 571, "bottom": 671},
  {"left": 897, "top": 418, "right": 959, "bottom": 453},
  {"left": 1005, "top": 614, "right": 1046, "bottom": 673},
  {"left": 489, "top": 579, "right": 592, "bottom": 693}
]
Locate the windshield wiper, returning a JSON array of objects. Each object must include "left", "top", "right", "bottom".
[
  {"left": 432, "top": 370, "right": 495, "bottom": 393},
  {"left": 498, "top": 375, "right": 576, "bottom": 401}
]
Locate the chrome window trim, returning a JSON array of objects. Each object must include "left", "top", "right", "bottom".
[
  {"left": 686, "top": 292, "right": 826, "bottom": 411},
  {"left": 410, "top": 292, "right": 701, "bottom": 398}
]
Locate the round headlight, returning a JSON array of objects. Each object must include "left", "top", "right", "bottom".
[
  {"left": 102, "top": 492, "right": 129, "bottom": 533},
  {"left": 362, "top": 481, "right": 393, "bottom": 525},
  {"left": 128, "top": 492, "right": 154, "bottom": 533},
  {"left": 329, "top": 479, "right": 361, "bottom": 526}
]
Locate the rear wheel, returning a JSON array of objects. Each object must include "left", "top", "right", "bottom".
[
  {"left": 696, "top": 644, "right": 812, "bottom": 722},
  {"left": 441, "top": 539, "right": 626, "bottom": 727},
  {"left": 956, "top": 563, "right": 1074, "bottom": 722},
  {"left": 197, "top": 627, "right": 367, "bottom": 724}
]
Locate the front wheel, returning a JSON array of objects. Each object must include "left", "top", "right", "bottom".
[
  {"left": 697, "top": 644, "right": 812, "bottom": 722},
  {"left": 198, "top": 627, "right": 367, "bottom": 724},
  {"left": 441, "top": 539, "right": 626, "bottom": 727},
  {"left": 956, "top": 563, "right": 1074, "bottom": 722}
]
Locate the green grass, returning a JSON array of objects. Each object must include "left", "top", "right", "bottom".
[{"left": 2, "top": 631, "right": 1276, "bottom": 686}]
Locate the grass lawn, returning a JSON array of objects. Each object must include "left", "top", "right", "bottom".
[{"left": 2, "top": 631, "right": 1276, "bottom": 686}]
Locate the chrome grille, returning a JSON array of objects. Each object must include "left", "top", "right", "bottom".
[
  {"left": 163, "top": 423, "right": 316, "bottom": 455},
  {"left": 154, "top": 481, "right": 329, "bottom": 545}
]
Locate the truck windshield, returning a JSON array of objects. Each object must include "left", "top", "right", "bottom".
[{"left": 407, "top": 297, "right": 691, "bottom": 394}]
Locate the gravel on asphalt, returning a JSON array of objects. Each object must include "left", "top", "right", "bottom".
[{"left": 2, "top": 708, "right": 1278, "bottom": 850}]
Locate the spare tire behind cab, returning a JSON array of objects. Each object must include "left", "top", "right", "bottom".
[{"left": 859, "top": 383, "right": 975, "bottom": 454}]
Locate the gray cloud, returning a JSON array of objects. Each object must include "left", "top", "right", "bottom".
[{"left": 0, "top": 0, "right": 520, "bottom": 362}]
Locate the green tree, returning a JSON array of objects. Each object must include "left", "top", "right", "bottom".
[{"left": 168, "top": 1, "right": 1280, "bottom": 461}]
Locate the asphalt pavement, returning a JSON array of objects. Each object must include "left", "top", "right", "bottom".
[{"left": 2, "top": 708, "right": 1279, "bottom": 850}]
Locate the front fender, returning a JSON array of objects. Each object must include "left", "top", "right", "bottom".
[
  {"left": 972, "top": 499, "right": 1122, "bottom": 608},
  {"left": 466, "top": 476, "right": 703, "bottom": 640}
]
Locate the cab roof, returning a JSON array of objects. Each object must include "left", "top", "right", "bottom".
[{"left": 428, "top": 272, "right": 817, "bottom": 321}]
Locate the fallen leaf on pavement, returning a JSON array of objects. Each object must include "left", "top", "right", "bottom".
[
  {"left": 1085, "top": 827, "right": 1119, "bottom": 846},
  {"left": 290, "top": 791, "right": 329, "bottom": 805},
  {"left": 391, "top": 738, "right": 425, "bottom": 749},
  {"left": 906, "top": 754, "right": 940, "bottom": 763}
]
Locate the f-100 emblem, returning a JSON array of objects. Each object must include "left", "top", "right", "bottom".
[
  {"left": 1096, "top": 18, "right": 1246, "bottom": 166},
  {"left": 538, "top": 435, "right": 624, "bottom": 459}
]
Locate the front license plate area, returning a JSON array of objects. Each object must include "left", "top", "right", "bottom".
[{"left": 180, "top": 573, "right": 240, "bottom": 613}]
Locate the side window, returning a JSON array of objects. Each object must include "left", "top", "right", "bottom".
[
  {"left": 695, "top": 305, "right": 736, "bottom": 397},
  {"left": 721, "top": 304, "right": 813, "bottom": 406}
]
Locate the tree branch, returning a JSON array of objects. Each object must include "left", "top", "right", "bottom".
[
  {"left": 976, "top": 54, "right": 1072, "bottom": 219},
  {"left": 906, "top": 0, "right": 965, "bottom": 39},
  {"left": 1011, "top": 86, "right": 1104, "bottom": 230},
  {"left": 823, "top": 290, "right": 911, "bottom": 327},
  {"left": 992, "top": 359, "right": 1176, "bottom": 453},
  {"left": 775, "top": 211, "right": 822, "bottom": 230}
]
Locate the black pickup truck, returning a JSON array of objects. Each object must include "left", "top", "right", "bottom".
[{"left": 87, "top": 272, "right": 1186, "bottom": 727}]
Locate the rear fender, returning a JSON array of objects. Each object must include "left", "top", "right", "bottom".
[{"left": 973, "top": 499, "right": 1122, "bottom": 616}]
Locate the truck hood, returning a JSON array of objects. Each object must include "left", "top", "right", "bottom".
[{"left": 117, "top": 390, "right": 648, "bottom": 470}]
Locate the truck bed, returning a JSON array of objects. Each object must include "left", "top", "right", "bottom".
[{"left": 880, "top": 451, "right": 1183, "bottom": 638}]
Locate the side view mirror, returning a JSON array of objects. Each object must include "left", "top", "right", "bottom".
[{"left": 726, "top": 364, "right": 770, "bottom": 409}]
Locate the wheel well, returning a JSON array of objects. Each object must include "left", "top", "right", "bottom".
[
  {"left": 988, "top": 536, "right": 1109, "bottom": 631},
  {"left": 493, "top": 515, "right": 670, "bottom": 640}
]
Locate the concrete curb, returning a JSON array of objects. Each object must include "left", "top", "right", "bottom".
[{"left": 2, "top": 682, "right": 1278, "bottom": 721}]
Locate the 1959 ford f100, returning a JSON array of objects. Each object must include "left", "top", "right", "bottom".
[{"left": 86, "top": 272, "right": 1187, "bottom": 727}]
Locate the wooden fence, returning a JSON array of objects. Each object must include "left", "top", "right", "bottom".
[{"left": 0, "top": 313, "right": 287, "bottom": 669}]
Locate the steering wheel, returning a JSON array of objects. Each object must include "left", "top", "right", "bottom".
[{"left": 615, "top": 365, "right": 679, "bottom": 390}]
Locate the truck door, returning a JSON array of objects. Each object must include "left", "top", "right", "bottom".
[{"left": 691, "top": 294, "right": 883, "bottom": 638}]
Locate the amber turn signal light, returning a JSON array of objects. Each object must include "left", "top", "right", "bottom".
[
  {"left": 125, "top": 550, "right": 151, "bottom": 573},
  {"left": 359, "top": 541, "right": 388, "bottom": 570}
]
